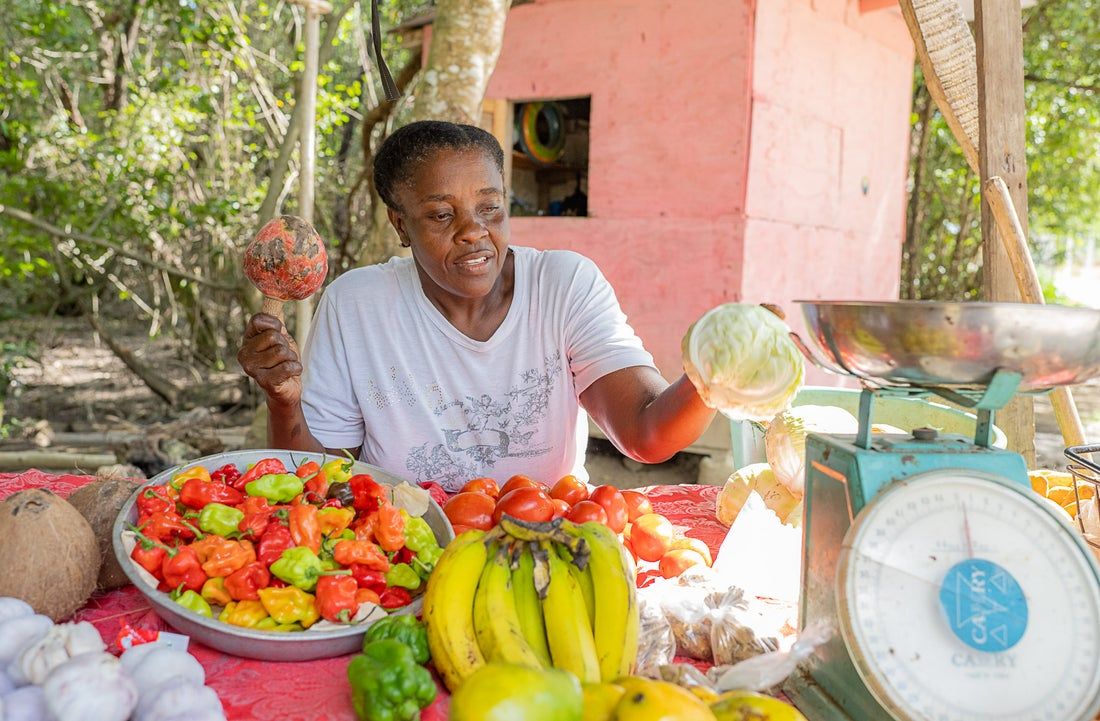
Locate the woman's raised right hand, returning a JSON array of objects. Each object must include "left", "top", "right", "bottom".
[{"left": 238, "top": 314, "right": 303, "bottom": 407}]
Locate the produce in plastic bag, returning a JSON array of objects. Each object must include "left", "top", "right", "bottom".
[
  {"left": 713, "top": 622, "right": 832, "bottom": 692},
  {"left": 635, "top": 594, "right": 676, "bottom": 678},
  {"left": 716, "top": 464, "right": 800, "bottom": 527},
  {"left": 682, "top": 304, "right": 804, "bottom": 422},
  {"left": 765, "top": 405, "right": 859, "bottom": 493}
]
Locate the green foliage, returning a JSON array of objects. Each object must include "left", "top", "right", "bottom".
[
  {"left": 902, "top": 0, "right": 1100, "bottom": 301},
  {"left": 0, "top": 340, "right": 35, "bottom": 437}
]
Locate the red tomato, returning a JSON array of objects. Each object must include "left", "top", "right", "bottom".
[
  {"left": 550, "top": 498, "right": 571, "bottom": 520},
  {"left": 565, "top": 500, "right": 608, "bottom": 525},
  {"left": 659, "top": 548, "right": 708, "bottom": 579},
  {"left": 631, "top": 513, "right": 674, "bottom": 562},
  {"left": 622, "top": 534, "right": 639, "bottom": 563},
  {"left": 589, "top": 485, "right": 628, "bottom": 533},
  {"left": 549, "top": 475, "right": 588, "bottom": 506},
  {"left": 451, "top": 524, "right": 475, "bottom": 537},
  {"left": 443, "top": 492, "right": 496, "bottom": 531},
  {"left": 500, "top": 475, "right": 544, "bottom": 497},
  {"left": 493, "top": 488, "right": 554, "bottom": 524},
  {"left": 621, "top": 490, "right": 654, "bottom": 522},
  {"left": 670, "top": 536, "right": 713, "bottom": 567},
  {"left": 461, "top": 477, "right": 500, "bottom": 499}
]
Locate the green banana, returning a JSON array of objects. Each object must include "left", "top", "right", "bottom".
[
  {"left": 573, "top": 520, "right": 639, "bottom": 681},
  {"left": 473, "top": 543, "right": 546, "bottom": 669},
  {"left": 422, "top": 529, "right": 489, "bottom": 692},
  {"left": 512, "top": 545, "right": 553, "bottom": 667},
  {"left": 540, "top": 541, "right": 600, "bottom": 683}
]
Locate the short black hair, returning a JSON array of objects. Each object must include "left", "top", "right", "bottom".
[{"left": 373, "top": 120, "right": 506, "bottom": 210}]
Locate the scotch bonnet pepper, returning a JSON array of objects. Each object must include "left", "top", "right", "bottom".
[
  {"left": 384, "top": 563, "right": 420, "bottom": 591},
  {"left": 180, "top": 478, "right": 243, "bottom": 510},
  {"left": 347, "top": 640, "right": 436, "bottom": 721},
  {"left": 257, "top": 586, "right": 320, "bottom": 628},
  {"left": 269, "top": 546, "right": 346, "bottom": 592},
  {"left": 246, "top": 474, "right": 304, "bottom": 504},
  {"left": 236, "top": 458, "right": 287, "bottom": 490},
  {"left": 219, "top": 599, "right": 269, "bottom": 627},
  {"left": 316, "top": 575, "right": 358, "bottom": 623},
  {"left": 197, "top": 503, "right": 245, "bottom": 537},
  {"left": 363, "top": 615, "right": 429, "bottom": 665},
  {"left": 174, "top": 589, "right": 213, "bottom": 618}
]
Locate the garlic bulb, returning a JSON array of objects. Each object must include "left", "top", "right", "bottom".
[
  {"left": 8, "top": 620, "right": 105, "bottom": 686},
  {"left": 0, "top": 614, "right": 53, "bottom": 666},
  {"left": 0, "top": 667, "right": 15, "bottom": 695},
  {"left": 2, "top": 684, "right": 49, "bottom": 721},
  {"left": 43, "top": 652, "right": 137, "bottom": 721},
  {"left": 122, "top": 645, "right": 205, "bottom": 696},
  {"left": 0, "top": 598, "right": 34, "bottom": 624},
  {"left": 134, "top": 680, "right": 225, "bottom": 721}
]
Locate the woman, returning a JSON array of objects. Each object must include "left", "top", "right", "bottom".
[{"left": 238, "top": 120, "right": 715, "bottom": 491}]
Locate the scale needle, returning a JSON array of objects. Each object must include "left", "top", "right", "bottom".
[{"left": 961, "top": 503, "right": 975, "bottom": 558}]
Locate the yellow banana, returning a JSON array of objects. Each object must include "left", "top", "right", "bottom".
[
  {"left": 512, "top": 546, "right": 553, "bottom": 667},
  {"left": 423, "top": 529, "right": 489, "bottom": 692},
  {"left": 575, "top": 521, "right": 639, "bottom": 681},
  {"left": 473, "top": 544, "right": 545, "bottom": 669},
  {"left": 567, "top": 552, "right": 596, "bottom": 628},
  {"left": 540, "top": 541, "right": 600, "bottom": 683}
]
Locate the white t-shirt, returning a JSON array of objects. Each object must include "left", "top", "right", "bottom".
[{"left": 300, "top": 245, "right": 655, "bottom": 491}]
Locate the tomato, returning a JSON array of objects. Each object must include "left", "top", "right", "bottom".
[
  {"left": 549, "top": 475, "right": 588, "bottom": 506},
  {"left": 451, "top": 524, "right": 476, "bottom": 537},
  {"left": 622, "top": 534, "right": 639, "bottom": 564},
  {"left": 500, "top": 475, "right": 545, "bottom": 497},
  {"left": 460, "top": 477, "right": 500, "bottom": 499},
  {"left": 549, "top": 498, "right": 571, "bottom": 520},
  {"left": 621, "top": 490, "right": 654, "bottom": 521},
  {"left": 493, "top": 488, "right": 554, "bottom": 524},
  {"left": 588, "top": 485, "right": 628, "bottom": 533},
  {"left": 565, "top": 500, "right": 608, "bottom": 525},
  {"left": 443, "top": 492, "right": 496, "bottom": 531},
  {"left": 659, "top": 548, "right": 708, "bottom": 578},
  {"left": 670, "top": 536, "right": 713, "bottom": 566},
  {"left": 631, "top": 513, "right": 674, "bottom": 562}
]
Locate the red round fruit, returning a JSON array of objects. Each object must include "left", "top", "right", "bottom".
[
  {"left": 659, "top": 548, "right": 708, "bottom": 578},
  {"left": 631, "top": 513, "right": 675, "bottom": 562},
  {"left": 493, "top": 488, "right": 554, "bottom": 524},
  {"left": 550, "top": 498, "right": 571, "bottom": 520},
  {"left": 443, "top": 492, "right": 496, "bottom": 531},
  {"left": 589, "top": 485, "right": 628, "bottom": 533},
  {"left": 621, "top": 490, "right": 654, "bottom": 522},
  {"left": 549, "top": 475, "right": 588, "bottom": 506},
  {"left": 243, "top": 215, "right": 328, "bottom": 302},
  {"left": 565, "top": 500, "right": 608, "bottom": 525},
  {"left": 461, "top": 477, "right": 500, "bottom": 499},
  {"left": 500, "top": 475, "right": 544, "bottom": 497}
]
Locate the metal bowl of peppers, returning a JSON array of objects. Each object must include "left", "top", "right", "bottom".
[{"left": 111, "top": 449, "right": 455, "bottom": 661}]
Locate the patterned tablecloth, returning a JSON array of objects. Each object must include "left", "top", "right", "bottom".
[{"left": 0, "top": 470, "right": 724, "bottom": 721}]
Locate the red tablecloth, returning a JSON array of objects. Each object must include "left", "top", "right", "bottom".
[{"left": 0, "top": 471, "right": 722, "bottom": 721}]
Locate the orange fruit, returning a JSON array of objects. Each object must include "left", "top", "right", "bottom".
[{"left": 1046, "top": 486, "right": 1079, "bottom": 508}]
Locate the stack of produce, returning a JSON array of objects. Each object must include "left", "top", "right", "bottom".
[
  {"left": 442, "top": 475, "right": 712, "bottom": 581},
  {"left": 347, "top": 615, "right": 437, "bottom": 721},
  {"left": 1029, "top": 469, "right": 1096, "bottom": 523},
  {"left": 123, "top": 457, "right": 443, "bottom": 632}
]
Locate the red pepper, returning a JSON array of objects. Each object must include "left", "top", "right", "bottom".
[
  {"left": 211, "top": 463, "right": 242, "bottom": 487},
  {"left": 349, "top": 474, "right": 386, "bottom": 514},
  {"left": 235, "top": 458, "right": 288, "bottom": 491},
  {"left": 141, "top": 512, "right": 201, "bottom": 542},
  {"left": 136, "top": 486, "right": 176, "bottom": 517},
  {"left": 296, "top": 461, "right": 321, "bottom": 479},
  {"left": 224, "top": 561, "right": 271, "bottom": 601},
  {"left": 334, "top": 540, "right": 390, "bottom": 571},
  {"left": 378, "top": 587, "right": 412, "bottom": 610},
  {"left": 268, "top": 578, "right": 289, "bottom": 589},
  {"left": 258, "top": 524, "right": 294, "bottom": 567},
  {"left": 393, "top": 547, "right": 414, "bottom": 565},
  {"left": 238, "top": 497, "right": 274, "bottom": 539},
  {"left": 130, "top": 540, "right": 167, "bottom": 580},
  {"left": 418, "top": 481, "right": 448, "bottom": 508},
  {"left": 161, "top": 546, "right": 207, "bottom": 593},
  {"left": 350, "top": 565, "right": 387, "bottom": 593},
  {"left": 179, "top": 478, "right": 244, "bottom": 510},
  {"left": 288, "top": 504, "right": 321, "bottom": 554},
  {"left": 316, "top": 575, "right": 358, "bottom": 623},
  {"left": 321, "top": 498, "right": 344, "bottom": 509},
  {"left": 374, "top": 501, "right": 406, "bottom": 553}
]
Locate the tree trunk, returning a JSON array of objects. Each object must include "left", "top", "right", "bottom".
[
  {"left": 103, "top": 0, "right": 147, "bottom": 111},
  {"left": 903, "top": 86, "right": 933, "bottom": 299}
]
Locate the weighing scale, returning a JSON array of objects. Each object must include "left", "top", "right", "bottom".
[{"left": 781, "top": 301, "right": 1100, "bottom": 721}]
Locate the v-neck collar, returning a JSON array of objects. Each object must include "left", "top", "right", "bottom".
[{"left": 398, "top": 247, "right": 525, "bottom": 353}]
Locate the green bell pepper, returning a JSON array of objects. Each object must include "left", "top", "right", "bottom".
[
  {"left": 270, "top": 546, "right": 328, "bottom": 591},
  {"left": 197, "top": 503, "right": 244, "bottom": 537},
  {"left": 384, "top": 563, "right": 421, "bottom": 590},
  {"left": 348, "top": 640, "right": 436, "bottom": 721},
  {"left": 363, "top": 615, "right": 430, "bottom": 665},
  {"left": 245, "top": 473, "right": 305, "bottom": 503},
  {"left": 174, "top": 589, "right": 213, "bottom": 617}
]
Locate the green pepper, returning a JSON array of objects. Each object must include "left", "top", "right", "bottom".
[
  {"left": 363, "top": 615, "right": 429, "bottom": 664},
  {"left": 320, "top": 528, "right": 356, "bottom": 559},
  {"left": 245, "top": 473, "right": 305, "bottom": 503},
  {"left": 401, "top": 511, "right": 443, "bottom": 577},
  {"left": 384, "top": 563, "right": 420, "bottom": 590},
  {"left": 348, "top": 640, "right": 436, "bottom": 721},
  {"left": 197, "top": 503, "right": 245, "bottom": 537},
  {"left": 270, "top": 546, "right": 326, "bottom": 591},
  {"left": 253, "top": 617, "right": 303, "bottom": 632},
  {"left": 174, "top": 589, "right": 213, "bottom": 618}
]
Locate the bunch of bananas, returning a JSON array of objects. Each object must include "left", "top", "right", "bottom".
[{"left": 423, "top": 516, "right": 638, "bottom": 692}]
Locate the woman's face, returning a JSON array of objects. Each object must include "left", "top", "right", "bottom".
[{"left": 388, "top": 147, "right": 510, "bottom": 301}]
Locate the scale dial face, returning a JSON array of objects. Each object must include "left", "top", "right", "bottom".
[{"left": 837, "top": 470, "right": 1100, "bottom": 721}]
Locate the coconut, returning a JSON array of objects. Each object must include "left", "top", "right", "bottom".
[
  {"left": 0, "top": 489, "right": 99, "bottom": 621},
  {"left": 66, "top": 477, "right": 143, "bottom": 591}
]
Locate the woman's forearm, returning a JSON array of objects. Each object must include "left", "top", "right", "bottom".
[
  {"left": 266, "top": 400, "right": 327, "bottom": 453},
  {"left": 633, "top": 374, "right": 716, "bottom": 463}
]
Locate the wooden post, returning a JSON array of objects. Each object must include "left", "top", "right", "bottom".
[{"left": 974, "top": 0, "right": 1036, "bottom": 466}]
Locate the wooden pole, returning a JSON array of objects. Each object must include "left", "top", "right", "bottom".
[{"left": 974, "top": 0, "right": 1036, "bottom": 467}]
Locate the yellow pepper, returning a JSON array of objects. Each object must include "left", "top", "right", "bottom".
[
  {"left": 317, "top": 507, "right": 355, "bottom": 536},
  {"left": 219, "top": 599, "right": 269, "bottom": 627},
  {"left": 201, "top": 577, "right": 233, "bottom": 607},
  {"left": 257, "top": 586, "right": 320, "bottom": 629},
  {"left": 171, "top": 465, "right": 212, "bottom": 490}
]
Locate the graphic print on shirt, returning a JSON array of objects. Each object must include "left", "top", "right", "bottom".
[{"left": 405, "top": 353, "right": 562, "bottom": 487}]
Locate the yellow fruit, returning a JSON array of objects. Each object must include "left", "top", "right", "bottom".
[
  {"left": 1063, "top": 501, "right": 1079, "bottom": 519},
  {"left": 1046, "top": 485, "right": 1083, "bottom": 508},
  {"left": 711, "top": 692, "right": 808, "bottom": 721},
  {"left": 1075, "top": 483, "right": 1096, "bottom": 501},
  {"left": 582, "top": 683, "right": 625, "bottom": 721},
  {"left": 690, "top": 686, "right": 721, "bottom": 704},
  {"left": 613, "top": 678, "right": 717, "bottom": 721},
  {"left": 450, "top": 663, "right": 583, "bottom": 721},
  {"left": 1029, "top": 473, "right": 1048, "bottom": 496}
]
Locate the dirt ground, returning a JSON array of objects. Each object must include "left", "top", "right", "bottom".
[{"left": 1, "top": 316, "right": 1094, "bottom": 484}]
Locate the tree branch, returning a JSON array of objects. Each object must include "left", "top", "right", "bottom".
[
  {"left": 1025, "top": 74, "right": 1098, "bottom": 94},
  {"left": 0, "top": 205, "right": 239, "bottom": 290},
  {"left": 87, "top": 311, "right": 181, "bottom": 407}
]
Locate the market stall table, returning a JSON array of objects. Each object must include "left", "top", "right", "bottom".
[{"left": 0, "top": 470, "right": 724, "bottom": 721}]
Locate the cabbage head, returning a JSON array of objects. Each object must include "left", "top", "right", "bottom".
[
  {"left": 682, "top": 304, "right": 804, "bottom": 422},
  {"left": 715, "top": 463, "right": 800, "bottom": 526},
  {"left": 765, "top": 405, "right": 859, "bottom": 493}
]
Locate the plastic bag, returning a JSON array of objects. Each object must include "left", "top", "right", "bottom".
[
  {"left": 713, "top": 622, "right": 833, "bottom": 692},
  {"left": 634, "top": 595, "right": 675, "bottom": 678}
]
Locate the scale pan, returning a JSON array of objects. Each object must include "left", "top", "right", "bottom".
[{"left": 796, "top": 300, "right": 1100, "bottom": 391}]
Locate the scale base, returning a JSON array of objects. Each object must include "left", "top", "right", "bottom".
[{"left": 784, "top": 670, "right": 862, "bottom": 721}]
